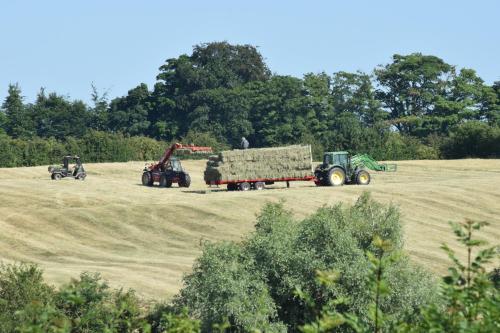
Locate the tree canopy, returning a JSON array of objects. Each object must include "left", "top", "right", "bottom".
[{"left": 1, "top": 42, "right": 499, "bottom": 163}]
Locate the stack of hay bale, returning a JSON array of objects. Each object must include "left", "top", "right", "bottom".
[{"left": 204, "top": 145, "right": 313, "bottom": 183}]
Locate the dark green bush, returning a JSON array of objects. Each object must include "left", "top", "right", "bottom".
[
  {"left": 175, "top": 193, "right": 437, "bottom": 332},
  {"left": 0, "top": 263, "right": 55, "bottom": 333},
  {"left": 55, "top": 272, "right": 144, "bottom": 333},
  {"left": 0, "top": 131, "right": 172, "bottom": 168},
  {"left": 441, "top": 121, "right": 500, "bottom": 158}
]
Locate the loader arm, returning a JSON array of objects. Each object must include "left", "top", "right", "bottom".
[
  {"left": 351, "top": 154, "right": 397, "bottom": 172},
  {"left": 150, "top": 143, "right": 213, "bottom": 171}
]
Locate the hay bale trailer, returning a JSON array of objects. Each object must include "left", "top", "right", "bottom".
[{"left": 204, "top": 145, "right": 315, "bottom": 191}]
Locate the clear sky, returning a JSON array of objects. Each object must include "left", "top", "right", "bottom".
[{"left": 1, "top": 0, "right": 499, "bottom": 104}]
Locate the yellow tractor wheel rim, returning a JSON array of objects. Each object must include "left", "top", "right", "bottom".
[
  {"left": 330, "top": 170, "right": 344, "bottom": 185},
  {"left": 359, "top": 173, "right": 369, "bottom": 184}
]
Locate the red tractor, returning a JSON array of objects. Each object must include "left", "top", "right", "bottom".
[{"left": 141, "top": 143, "right": 212, "bottom": 188}]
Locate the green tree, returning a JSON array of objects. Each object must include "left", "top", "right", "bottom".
[
  {"left": 375, "top": 53, "right": 453, "bottom": 136},
  {"left": 108, "top": 83, "right": 151, "bottom": 136},
  {"left": 2, "top": 84, "right": 34, "bottom": 138},
  {"left": 32, "top": 89, "right": 89, "bottom": 139},
  {"left": 89, "top": 83, "right": 110, "bottom": 131},
  {"left": 331, "top": 71, "right": 386, "bottom": 126},
  {"left": 486, "top": 81, "right": 500, "bottom": 125}
]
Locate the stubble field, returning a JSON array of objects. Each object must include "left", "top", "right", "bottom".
[{"left": 0, "top": 159, "right": 499, "bottom": 299}]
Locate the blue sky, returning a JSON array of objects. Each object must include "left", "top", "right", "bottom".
[{"left": 1, "top": 0, "right": 499, "bottom": 104}]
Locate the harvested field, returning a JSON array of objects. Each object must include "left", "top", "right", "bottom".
[
  {"left": 0, "top": 159, "right": 499, "bottom": 300},
  {"left": 204, "top": 145, "right": 313, "bottom": 183}
]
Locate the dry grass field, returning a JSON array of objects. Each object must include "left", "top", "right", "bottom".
[{"left": 0, "top": 159, "right": 499, "bottom": 300}]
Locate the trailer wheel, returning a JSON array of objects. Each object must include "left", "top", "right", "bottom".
[
  {"left": 239, "top": 182, "right": 251, "bottom": 191},
  {"left": 355, "top": 170, "right": 371, "bottom": 185},
  {"left": 326, "top": 167, "right": 345, "bottom": 186},
  {"left": 53, "top": 173, "right": 62, "bottom": 180},
  {"left": 227, "top": 183, "right": 238, "bottom": 191},
  {"left": 179, "top": 174, "right": 191, "bottom": 188},
  {"left": 142, "top": 172, "right": 153, "bottom": 186},
  {"left": 254, "top": 182, "right": 265, "bottom": 190}
]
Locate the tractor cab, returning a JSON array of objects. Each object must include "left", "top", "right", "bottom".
[
  {"left": 321, "top": 151, "right": 350, "bottom": 171},
  {"left": 162, "top": 157, "right": 183, "bottom": 172}
]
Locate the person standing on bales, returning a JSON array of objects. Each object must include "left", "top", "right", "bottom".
[{"left": 241, "top": 137, "right": 249, "bottom": 149}]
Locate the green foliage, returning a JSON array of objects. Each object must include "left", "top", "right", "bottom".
[
  {"left": 401, "top": 220, "right": 499, "bottom": 332},
  {"left": 299, "top": 237, "right": 401, "bottom": 333},
  {"left": 55, "top": 272, "right": 145, "bottom": 333},
  {"left": 3, "top": 45, "right": 500, "bottom": 160},
  {"left": 180, "top": 130, "right": 230, "bottom": 152},
  {"left": 177, "top": 242, "right": 285, "bottom": 332},
  {"left": 158, "top": 308, "right": 200, "bottom": 333},
  {"left": 0, "top": 131, "right": 167, "bottom": 168},
  {"left": 2, "top": 84, "right": 35, "bottom": 138},
  {"left": 0, "top": 263, "right": 55, "bottom": 333},
  {"left": 0, "top": 265, "right": 153, "bottom": 333},
  {"left": 441, "top": 121, "right": 500, "bottom": 158},
  {"left": 176, "top": 193, "right": 436, "bottom": 332}
]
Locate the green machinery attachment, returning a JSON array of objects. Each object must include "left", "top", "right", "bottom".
[{"left": 350, "top": 154, "right": 397, "bottom": 172}]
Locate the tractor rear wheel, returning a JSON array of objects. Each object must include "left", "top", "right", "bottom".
[
  {"left": 239, "top": 182, "right": 251, "bottom": 191},
  {"left": 326, "top": 167, "right": 345, "bottom": 186},
  {"left": 142, "top": 172, "right": 153, "bottom": 186},
  {"left": 179, "top": 174, "right": 191, "bottom": 188},
  {"left": 355, "top": 170, "right": 371, "bottom": 185}
]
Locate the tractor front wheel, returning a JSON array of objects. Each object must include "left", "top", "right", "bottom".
[
  {"left": 355, "top": 170, "right": 371, "bottom": 185},
  {"left": 179, "top": 174, "right": 191, "bottom": 188},
  {"left": 160, "top": 175, "right": 172, "bottom": 187},
  {"left": 326, "top": 167, "right": 345, "bottom": 186},
  {"left": 142, "top": 172, "right": 153, "bottom": 186}
]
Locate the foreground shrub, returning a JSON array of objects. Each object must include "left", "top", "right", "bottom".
[
  {"left": 0, "top": 267, "right": 149, "bottom": 333},
  {"left": 175, "top": 193, "right": 437, "bottom": 332},
  {"left": 403, "top": 220, "right": 500, "bottom": 332},
  {"left": 0, "top": 263, "right": 55, "bottom": 332}
]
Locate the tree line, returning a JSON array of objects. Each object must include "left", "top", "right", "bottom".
[
  {"left": 0, "top": 194, "right": 498, "bottom": 332},
  {"left": 1, "top": 42, "right": 500, "bottom": 167}
]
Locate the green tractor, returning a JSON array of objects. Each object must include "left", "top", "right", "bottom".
[
  {"left": 314, "top": 151, "right": 396, "bottom": 186},
  {"left": 48, "top": 155, "right": 87, "bottom": 180}
]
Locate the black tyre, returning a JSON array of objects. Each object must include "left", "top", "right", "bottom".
[
  {"left": 254, "top": 182, "right": 265, "bottom": 190},
  {"left": 326, "top": 167, "right": 345, "bottom": 186},
  {"left": 53, "top": 173, "right": 62, "bottom": 180},
  {"left": 227, "top": 183, "right": 238, "bottom": 191},
  {"left": 239, "top": 182, "right": 251, "bottom": 191},
  {"left": 355, "top": 170, "right": 371, "bottom": 185},
  {"left": 160, "top": 174, "right": 172, "bottom": 187},
  {"left": 142, "top": 172, "right": 153, "bottom": 186},
  {"left": 179, "top": 173, "right": 191, "bottom": 188}
]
